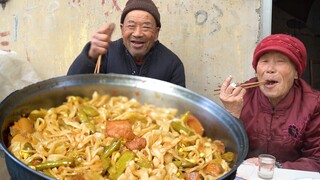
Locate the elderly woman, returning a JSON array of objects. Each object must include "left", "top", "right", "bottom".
[{"left": 219, "top": 34, "right": 320, "bottom": 171}]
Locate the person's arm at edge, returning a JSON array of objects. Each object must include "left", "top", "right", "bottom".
[
  {"left": 170, "top": 59, "right": 186, "bottom": 87},
  {"left": 67, "top": 42, "right": 96, "bottom": 75}
]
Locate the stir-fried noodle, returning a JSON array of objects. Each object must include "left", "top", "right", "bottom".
[{"left": 8, "top": 92, "right": 234, "bottom": 179}]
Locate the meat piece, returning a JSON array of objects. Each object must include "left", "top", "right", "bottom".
[
  {"left": 185, "top": 114, "right": 204, "bottom": 135},
  {"left": 10, "top": 134, "right": 28, "bottom": 144},
  {"left": 184, "top": 171, "right": 202, "bottom": 180},
  {"left": 10, "top": 118, "right": 34, "bottom": 137},
  {"left": 125, "top": 137, "right": 147, "bottom": 150},
  {"left": 205, "top": 162, "right": 223, "bottom": 177},
  {"left": 106, "top": 120, "right": 135, "bottom": 140},
  {"left": 213, "top": 140, "right": 225, "bottom": 154},
  {"left": 70, "top": 173, "right": 85, "bottom": 180}
]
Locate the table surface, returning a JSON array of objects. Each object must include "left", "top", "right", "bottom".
[
  {"left": 236, "top": 163, "right": 320, "bottom": 180},
  {"left": 1, "top": 157, "right": 320, "bottom": 180}
]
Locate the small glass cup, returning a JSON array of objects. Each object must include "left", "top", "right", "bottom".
[{"left": 258, "top": 154, "right": 276, "bottom": 179}]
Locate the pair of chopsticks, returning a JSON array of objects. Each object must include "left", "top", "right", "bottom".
[
  {"left": 94, "top": 55, "right": 102, "bottom": 74},
  {"left": 213, "top": 81, "right": 266, "bottom": 95}
]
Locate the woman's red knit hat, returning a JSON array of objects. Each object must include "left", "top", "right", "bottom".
[{"left": 252, "top": 34, "right": 307, "bottom": 76}]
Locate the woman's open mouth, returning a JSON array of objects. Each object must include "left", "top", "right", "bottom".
[{"left": 265, "top": 80, "right": 279, "bottom": 87}]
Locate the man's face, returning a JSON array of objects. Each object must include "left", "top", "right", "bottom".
[{"left": 121, "top": 10, "right": 160, "bottom": 61}]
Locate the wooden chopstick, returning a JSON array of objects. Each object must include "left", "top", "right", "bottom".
[
  {"left": 94, "top": 55, "right": 102, "bottom": 74},
  {"left": 238, "top": 81, "right": 266, "bottom": 89},
  {"left": 213, "top": 81, "right": 266, "bottom": 95}
]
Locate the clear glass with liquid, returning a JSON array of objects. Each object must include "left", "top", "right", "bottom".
[{"left": 258, "top": 154, "right": 276, "bottom": 179}]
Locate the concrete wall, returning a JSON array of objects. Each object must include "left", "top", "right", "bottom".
[{"left": 0, "top": 0, "right": 261, "bottom": 102}]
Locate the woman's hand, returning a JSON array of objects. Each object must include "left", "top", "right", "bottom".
[{"left": 219, "top": 76, "right": 246, "bottom": 118}]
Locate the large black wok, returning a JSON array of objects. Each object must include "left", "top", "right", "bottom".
[{"left": 0, "top": 74, "right": 248, "bottom": 180}]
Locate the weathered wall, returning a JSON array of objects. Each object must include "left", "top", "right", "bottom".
[{"left": 0, "top": 0, "right": 261, "bottom": 102}]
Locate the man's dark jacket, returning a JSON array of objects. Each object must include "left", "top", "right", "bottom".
[{"left": 67, "top": 39, "right": 186, "bottom": 87}]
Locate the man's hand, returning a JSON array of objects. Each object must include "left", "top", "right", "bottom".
[
  {"left": 88, "top": 23, "right": 115, "bottom": 61},
  {"left": 219, "top": 76, "right": 246, "bottom": 118}
]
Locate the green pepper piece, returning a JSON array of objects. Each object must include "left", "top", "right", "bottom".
[
  {"left": 86, "top": 122, "right": 96, "bottom": 133},
  {"left": 179, "top": 111, "right": 190, "bottom": 122},
  {"left": 108, "top": 151, "right": 135, "bottom": 180},
  {"left": 171, "top": 121, "right": 194, "bottom": 136},
  {"left": 173, "top": 160, "right": 182, "bottom": 167},
  {"left": 35, "top": 159, "right": 74, "bottom": 171},
  {"left": 102, "top": 157, "right": 111, "bottom": 175},
  {"left": 181, "top": 161, "right": 195, "bottom": 168},
  {"left": 77, "top": 110, "right": 88, "bottom": 123},
  {"left": 21, "top": 142, "right": 34, "bottom": 159},
  {"left": 171, "top": 111, "right": 194, "bottom": 136},
  {"left": 80, "top": 105, "right": 99, "bottom": 117},
  {"left": 67, "top": 150, "right": 83, "bottom": 166},
  {"left": 101, "top": 139, "right": 122, "bottom": 159},
  {"left": 173, "top": 160, "right": 195, "bottom": 168},
  {"left": 28, "top": 109, "right": 46, "bottom": 121},
  {"left": 136, "top": 159, "right": 153, "bottom": 168},
  {"left": 221, "top": 152, "right": 234, "bottom": 162},
  {"left": 77, "top": 109, "right": 96, "bottom": 132},
  {"left": 23, "top": 142, "right": 33, "bottom": 151}
]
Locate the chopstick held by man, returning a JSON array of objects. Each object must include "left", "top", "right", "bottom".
[
  {"left": 67, "top": 0, "right": 186, "bottom": 87},
  {"left": 218, "top": 34, "right": 320, "bottom": 172}
]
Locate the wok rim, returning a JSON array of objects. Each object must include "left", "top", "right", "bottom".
[{"left": 0, "top": 74, "right": 248, "bottom": 179}]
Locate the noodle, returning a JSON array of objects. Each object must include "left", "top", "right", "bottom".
[{"left": 8, "top": 92, "right": 234, "bottom": 180}]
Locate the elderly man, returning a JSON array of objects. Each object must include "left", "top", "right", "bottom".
[{"left": 67, "top": 0, "right": 186, "bottom": 87}]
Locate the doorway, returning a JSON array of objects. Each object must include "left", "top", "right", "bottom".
[{"left": 272, "top": 0, "right": 320, "bottom": 90}]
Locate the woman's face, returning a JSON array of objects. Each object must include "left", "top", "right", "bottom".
[
  {"left": 256, "top": 51, "right": 298, "bottom": 106},
  {"left": 121, "top": 10, "right": 160, "bottom": 61}
]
